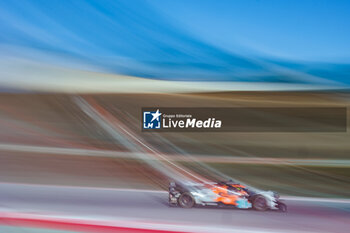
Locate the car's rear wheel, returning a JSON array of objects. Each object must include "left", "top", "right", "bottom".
[
  {"left": 178, "top": 193, "right": 195, "bottom": 208},
  {"left": 252, "top": 195, "right": 268, "bottom": 211}
]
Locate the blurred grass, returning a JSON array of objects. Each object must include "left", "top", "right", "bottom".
[
  {"left": 93, "top": 92, "right": 350, "bottom": 159},
  {"left": 0, "top": 152, "right": 166, "bottom": 190},
  {"left": 0, "top": 92, "right": 349, "bottom": 158}
]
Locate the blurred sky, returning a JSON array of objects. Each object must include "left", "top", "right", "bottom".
[
  {"left": 0, "top": 0, "right": 349, "bottom": 85},
  {"left": 149, "top": 0, "right": 350, "bottom": 62}
]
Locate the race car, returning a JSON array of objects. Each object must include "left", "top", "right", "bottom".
[{"left": 168, "top": 180, "right": 287, "bottom": 212}]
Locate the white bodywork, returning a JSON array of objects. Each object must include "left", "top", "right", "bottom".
[{"left": 258, "top": 191, "right": 279, "bottom": 210}]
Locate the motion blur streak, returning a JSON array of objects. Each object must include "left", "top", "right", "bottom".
[{"left": 73, "top": 95, "right": 209, "bottom": 184}]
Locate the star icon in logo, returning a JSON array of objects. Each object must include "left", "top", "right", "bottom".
[{"left": 151, "top": 109, "right": 161, "bottom": 122}]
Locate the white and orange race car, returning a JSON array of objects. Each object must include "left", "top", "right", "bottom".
[{"left": 169, "top": 180, "right": 287, "bottom": 212}]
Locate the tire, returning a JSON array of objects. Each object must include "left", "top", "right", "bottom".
[
  {"left": 278, "top": 202, "right": 287, "bottom": 212},
  {"left": 178, "top": 192, "right": 195, "bottom": 208},
  {"left": 252, "top": 195, "right": 268, "bottom": 211}
]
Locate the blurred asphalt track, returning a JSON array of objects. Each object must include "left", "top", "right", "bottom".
[{"left": 0, "top": 182, "right": 349, "bottom": 233}]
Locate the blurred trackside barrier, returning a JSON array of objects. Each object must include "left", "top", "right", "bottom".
[{"left": 0, "top": 212, "right": 189, "bottom": 233}]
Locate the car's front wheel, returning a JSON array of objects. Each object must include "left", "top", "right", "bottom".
[
  {"left": 178, "top": 193, "right": 195, "bottom": 208},
  {"left": 252, "top": 195, "right": 268, "bottom": 211},
  {"left": 277, "top": 202, "right": 287, "bottom": 212}
]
